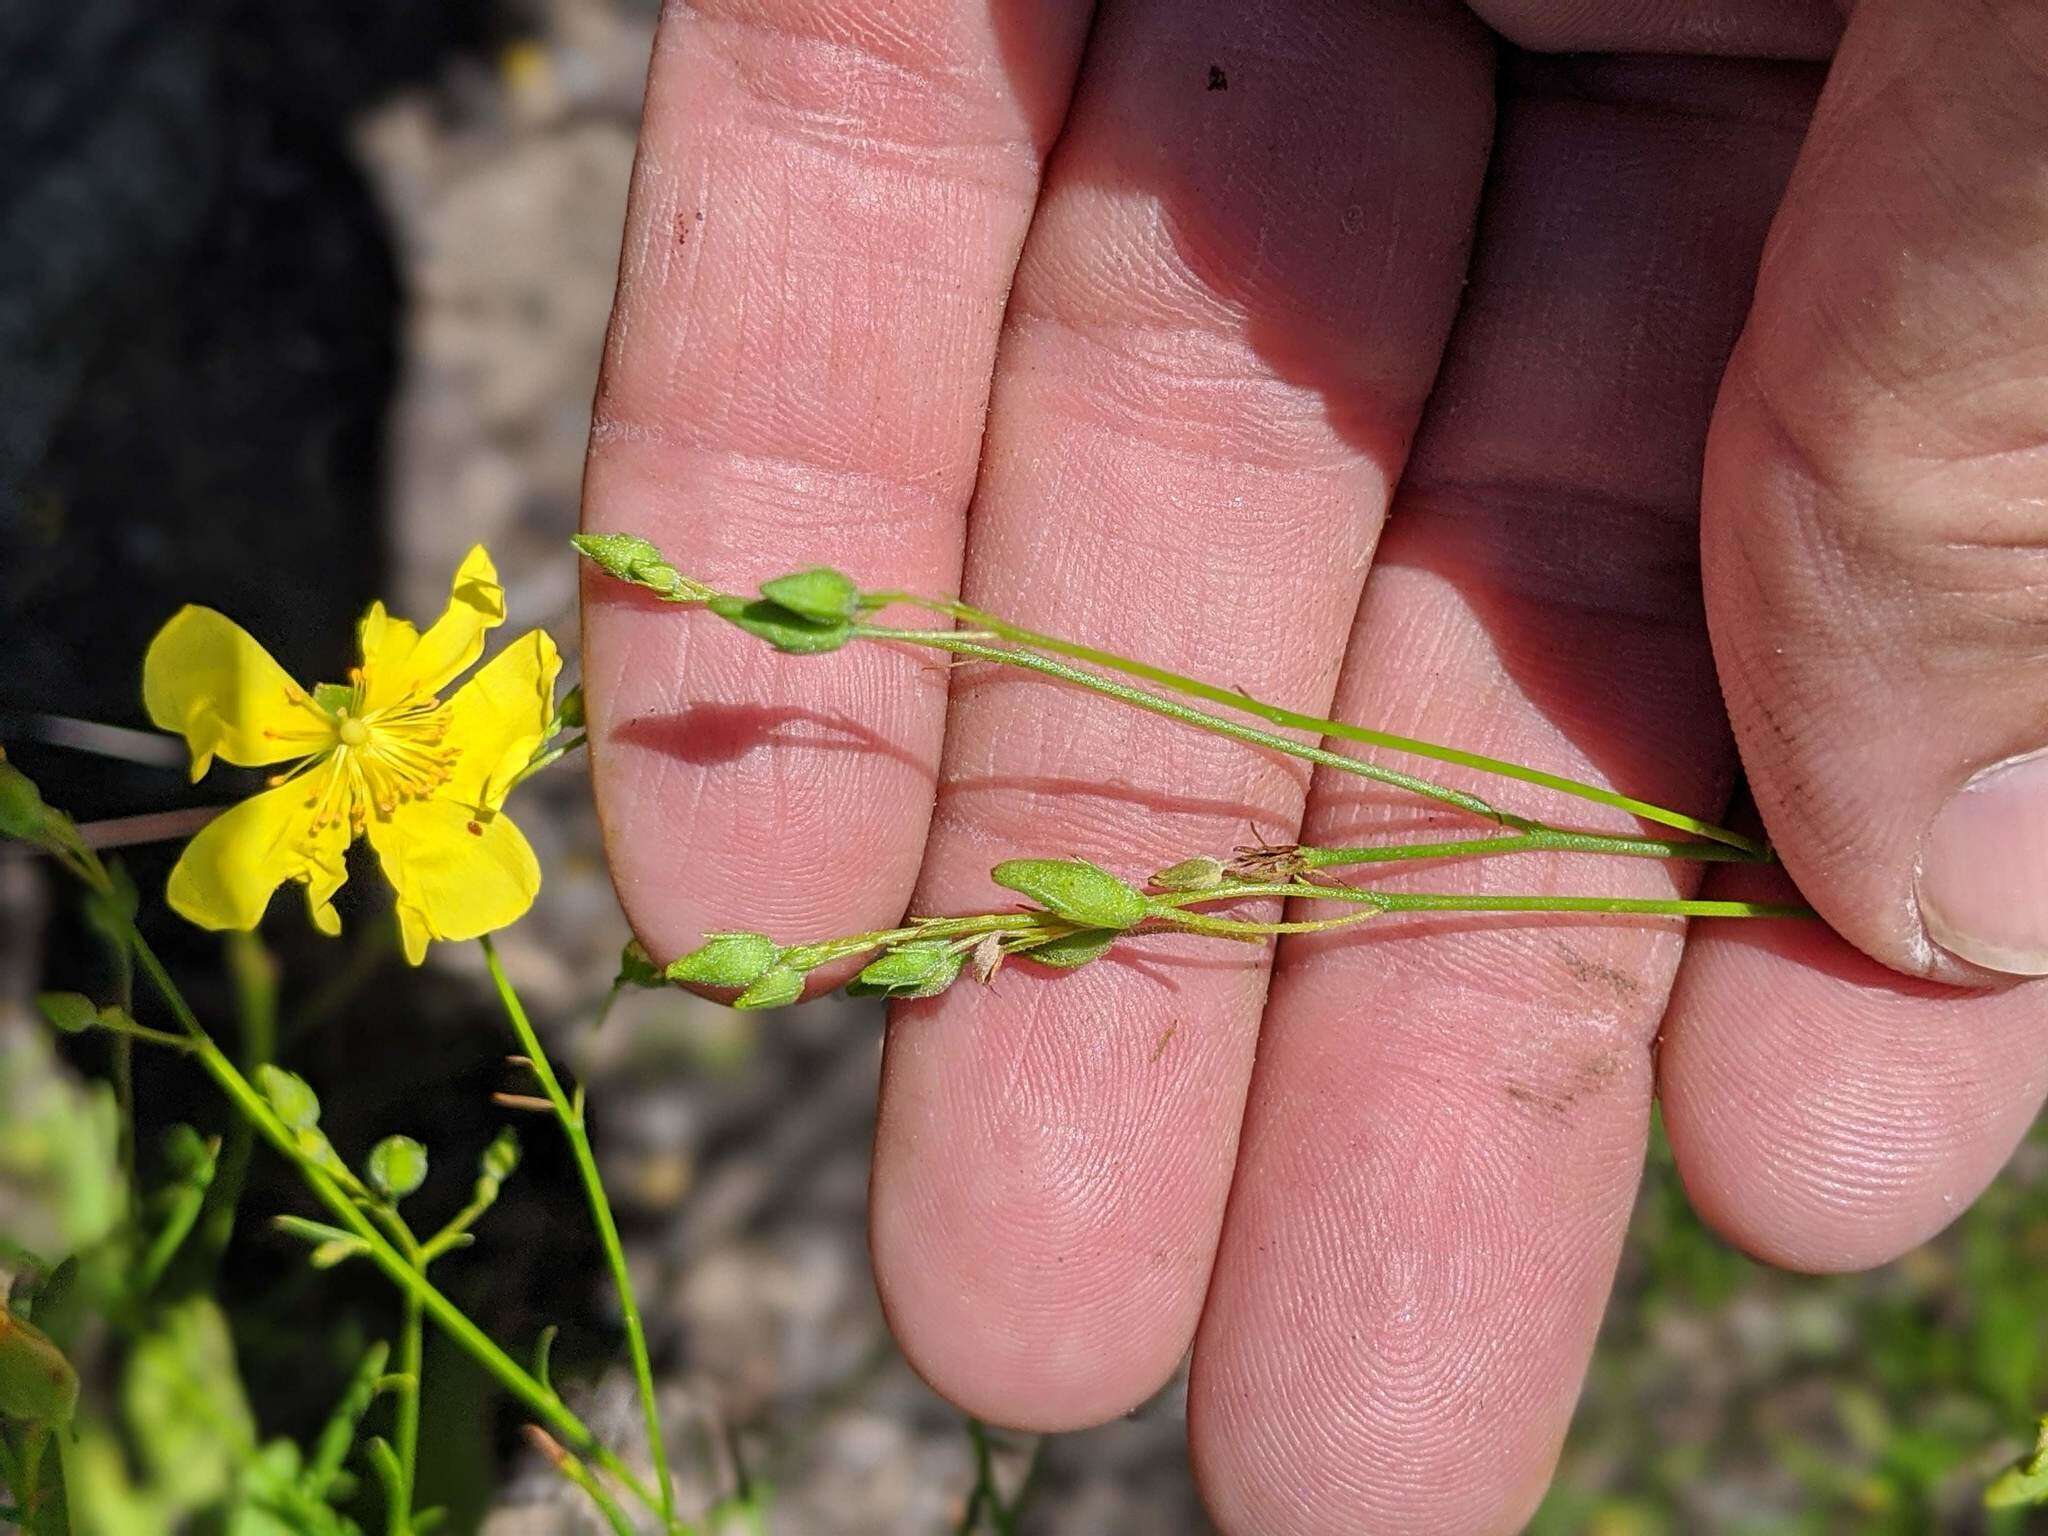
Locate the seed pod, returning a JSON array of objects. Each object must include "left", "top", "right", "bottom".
[
  {"left": 707, "top": 595, "right": 852, "bottom": 655},
  {"left": 1021, "top": 928, "right": 1118, "bottom": 970},
  {"left": 759, "top": 567, "right": 859, "bottom": 624},
  {"left": 991, "top": 859, "right": 1148, "bottom": 930},
  {"left": 855, "top": 943, "right": 965, "bottom": 1001},
  {"left": 0, "top": 1307, "right": 78, "bottom": 1426},
  {"left": 666, "top": 932, "right": 781, "bottom": 989},
  {"left": 733, "top": 965, "right": 805, "bottom": 1011}
]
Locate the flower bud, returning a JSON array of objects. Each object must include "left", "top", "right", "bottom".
[
  {"left": 991, "top": 859, "right": 1148, "bottom": 930},
  {"left": 666, "top": 932, "right": 780, "bottom": 989},
  {"left": 368, "top": 1135, "right": 429, "bottom": 1201},
  {"left": 257, "top": 1065, "right": 322, "bottom": 1132},
  {"left": 479, "top": 1128, "right": 522, "bottom": 1189},
  {"left": 556, "top": 684, "right": 585, "bottom": 730}
]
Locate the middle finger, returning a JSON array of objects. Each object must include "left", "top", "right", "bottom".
[{"left": 869, "top": 0, "right": 1497, "bottom": 1430}]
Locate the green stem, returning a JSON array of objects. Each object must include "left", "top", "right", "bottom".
[
  {"left": 1296, "top": 827, "right": 1762, "bottom": 869},
  {"left": 117, "top": 926, "right": 668, "bottom": 1522},
  {"left": 864, "top": 592, "right": 1765, "bottom": 855},
  {"left": 395, "top": 1279, "right": 424, "bottom": 1518},
  {"left": 205, "top": 931, "right": 279, "bottom": 1263},
  {"left": 860, "top": 628, "right": 1517, "bottom": 827},
  {"left": 480, "top": 937, "right": 678, "bottom": 1532},
  {"left": 1149, "top": 882, "right": 1810, "bottom": 932}
]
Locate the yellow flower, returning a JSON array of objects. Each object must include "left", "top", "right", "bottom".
[{"left": 143, "top": 547, "right": 561, "bottom": 963}]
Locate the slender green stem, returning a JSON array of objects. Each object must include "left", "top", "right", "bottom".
[
  {"left": 480, "top": 936, "right": 678, "bottom": 1532},
  {"left": 207, "top": 931, "right": 278, "bottom": 1263},
  {"left": 864, "top": 591, "right": 1766, "bottom": 855},
  {"left": 116, "top": 925, "right": 667, "bottom": 1522},
  {"left": 94, "top": 1017, "right": 199, "bottom": 1053},
  {"left": 859, "top": 627, "right": 1520, "bottom": 826},
  {"left": 1150, "top": 882, "right": 1810, "bottom": 929},
  {"left": 1296, "top": 827, "right": 1763, "bottom": 870},
  {"left": 509, "top": 732, "right": 588, "bottom": 792},
  {"left": 395, "top": 1280, "right": 424, "bottom": 1517}
]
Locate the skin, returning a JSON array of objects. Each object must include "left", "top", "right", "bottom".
[{"left": 580, "top": 1, "right": 2048, "bottom": 1530}]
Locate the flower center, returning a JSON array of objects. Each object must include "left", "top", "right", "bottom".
[{"left": 303, "top": 699, "right": 459, "bottom": 832}]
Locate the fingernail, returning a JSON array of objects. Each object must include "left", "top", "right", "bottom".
[{"left": 1918, "top": 750, "right": 2048, "bottom": 975}]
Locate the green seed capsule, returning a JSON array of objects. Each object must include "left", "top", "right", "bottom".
[
  {"left": 733, "top": 966, "right": 804, "bottom": 1011},
  {"left": 855, "top": 943, "right": 964, "bottom": 1000},
  {"left": 759, "top": 567, "right": 859, "bottom": 624},
  {"left": 667, "top": 932, "right": 781, "bottom": 989},
  {"left": 991, "top": 858, "right": 1149, "bottom": 930}
]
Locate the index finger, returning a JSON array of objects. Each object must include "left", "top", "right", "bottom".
[{"left": 580, "top": 0, "right": 1094, "bottom": 962}]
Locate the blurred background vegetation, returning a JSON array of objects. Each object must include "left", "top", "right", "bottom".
[{"left": 3, "top": 1, "right": 2045, "bottom": 1530}]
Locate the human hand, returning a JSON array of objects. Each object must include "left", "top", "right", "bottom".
[{"left": 579, "top": 1, "right": 2048, "bottom": 1529}]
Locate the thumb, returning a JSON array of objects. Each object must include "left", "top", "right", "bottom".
[{"left": 1704, "top": 0, "right": 2048, "bottom": 980}]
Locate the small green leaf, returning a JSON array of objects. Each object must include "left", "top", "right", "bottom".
[
  {"left": 1020, "top": 928, "right": 1119, "bottom": 970},
  {"left": 34, "top": 991, "right": 98, "bottom": 1035},
  {"left": 366, "top": 1135, "right": 428, "bottom": 1201},
  {"left": 1150, "top": 855, "right": 1226, "bottom": 893},
  {"left": 733, "top": 965, "right": 804, "bottom": 1011},
  {"left": 855, "top": 942, "right": 965, "bottom": 1001},
  {"left": 667, "top": 931, "right": 781, "bottom": 989},
  {"left": 759, "top": 567, "right": 858, "bottom": 624},
  {"left": 991, "top": 859, "right": 1148, "bottom": 930},
  {"left": 707, "top": 595, "right": 852, "bottom": 655},
  {"left": 257, "top": 1065, "right": 322, "bottom": 1131},
  {"left": 0, "top": 1306, "right": 78, "bottom": 1425}
]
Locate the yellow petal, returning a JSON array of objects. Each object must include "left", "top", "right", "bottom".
[
  {"left": 143, "top": 607, "right": 330, "bottom": 781},
  {"left": 440, "top": 629, "right": 561, "bottom": 810},
  {"left": 364, "top": 798, "right": 539, "bottom": 963},
  {"left": 357, "top": 547, "right": 505, "bottom": 711},
  {"left": 166, "top": 772, "right": 351, "bottom": 933}
]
